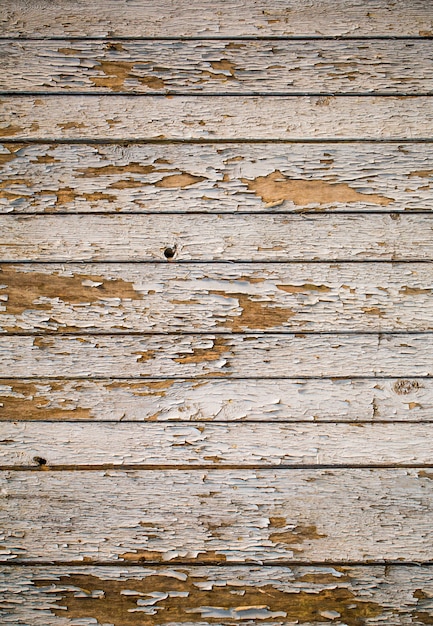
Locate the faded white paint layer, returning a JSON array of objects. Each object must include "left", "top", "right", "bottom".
[
  {"left": 2, "top": 214, "right": 433, "bottom": 261},
  {"left": 2, "top": 334, "right": 433, "bottom": 377},
  {"left": 0, "top": 468, "right": 432, "bottom": 562},
  {"left": 1, "top": 40, "right": 432, "bottom": 93},
  {"left": 1, "top": 142, "right": 431, "bottom": 214},
  {"left": 2, "top": 96, "right": 433, "bottom": 140},
  {"left": 1, "top": 0, "right": 432, "bottom": 37},
  {"left": 1, "top": 422, "right": 433, "bottom": 467},
  {"left": 0, "top": 377, "right": 428, "bottom": 422}
]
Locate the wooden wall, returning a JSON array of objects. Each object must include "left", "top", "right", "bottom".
[{"left": 1, "top": 1, "right": 433, "bottom": 623}]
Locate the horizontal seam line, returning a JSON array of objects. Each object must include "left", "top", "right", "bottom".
[
  {"left": 2, "top": 560, "right": 433, "bottom": 567},
  {"left": 3, "top": 464, "right": 433, "bottom": 471},
  {"left": 0, "top": 374, "right": 433, "bottom": 383},
  {"left": 1, "top": 260, "right": 432, "bottom": 264},
  {"left": 1, "top": 36, "right": 432, "bottom": 41},
  {"left": 4, "top": 211, "right": 433, "bottom": 216},
  {"left": 2, "top": 138, "right": 433, "bottom": 144},
  {"left": 2, "top": 92, "right": 433, "bottom": 97},
  {"left": 3, "top": 330, "right": 433, "bottom": 335},
  {"left": 1, "top": 419, "right": 430, "bottom": 424}
]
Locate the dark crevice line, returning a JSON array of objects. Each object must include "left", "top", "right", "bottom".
[
  {"left": 3, "top": 419, "right": 433, "bottom": 425},
  {"left": 0, "top": 259, "right": 433, "bottom": 269},
  {"left": 2, "top": 260, "right": 433, "bottom": 265},
  {"left": 4, "top": 330, "right": 433, "bottom": 336},
  {"left": 3, "top": 463, "right": 433, "bottom": 472},
  {"left": 3, "top": 560, "right": 433, "bottom": 568},
  {"left": 2, "top": 137, "right": 433, "bottom": 144},
  {"left": 5, "top": 210, "right": 433, "bottom": 217},
  {"left": 2, "top": 91, "right": 433, "bottom": 97},
  {"left": 1, "top": 35, "right": 432, "bottom": 41},
  {"left": 0, "top": 375, "right": 431, "bottom": 381}
]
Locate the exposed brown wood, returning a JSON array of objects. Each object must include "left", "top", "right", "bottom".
[
  {"left": 1, "top": 468, "right": 432, "bottom": 563},
  {"left": 2, "top": 564, "right": 433, "bottom": 625},
  {"left": 1, "top": 39, "right": 432, "bottom": 94},
  {"left": 1, "top": 142, "right": 431, "bottom": 214},
  {"left": 1, "top": 334, "right": 432, "bottom": 378},
  {"left": 0, "top": 377, "right": 430, "bottom": 422},
  {"left": 2, "top": 263, "right": 433, "bottom": 333}
]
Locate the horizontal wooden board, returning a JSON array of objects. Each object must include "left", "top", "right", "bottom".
[
  {"left": 2, "top": 564, "right": 433, "bottom": 625},
  {"left": 2, "top": 263, "right": 433, "bottom": 334},
  {"left": 3, "top": 214, "right": 433, "bottom": 261},
  {"left": 1, "top": 334, "right": 433, "bottom": 378},
  {"left": 1, "top": 468, "right": 432, "bottom": 563},
  {"left": 2, "top": 142, "right": 432, "bottom": 214},
  {"left": 2, "top": 39, "right": 433, "bottom": 94},
  {"left": 1, "top": 96, "right": 433, "bottom": 140},
  {"left": 2, "top": 422, "right": 433, "bottom": 467},
  {"left": 0, "top": 377, "right": 430, "bottom": 422},
  {"left": 2, "top": 0, "right": 432, "bottom": 37}
]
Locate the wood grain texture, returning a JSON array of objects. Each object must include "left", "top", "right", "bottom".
[
  {"left": 3, "top": 214, "right": 433, "bottom": 261},
  {"left": 2, "top": 39, "right": 433, "bottom": 94},
  {"left": 2, "top": 96, "right": 433, "bottom": 140},
  {"left": 2, "top": 263, "right": 433, "bottom": 333},
  {"left": 2, "top": 422, "right": 433, "bottom": 467},
  {"left": 2, "top": 564, "right": 433, "bottom": 625},
  {"left": 1, "top": 0, "right": 432, "bottom": 37},
  {"left": 0, "top": 377, "right": 430, "bottom": 422},
  {"left": 2, "top": 142, "right": 432, "bottom": 214},
  {"left": 1, "top": 468, "right": 432, "bottom": 563},
  {"left": 1, "top": 334, "right": 433, "bottom": 378}
]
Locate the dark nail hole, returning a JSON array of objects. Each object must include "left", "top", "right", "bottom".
[
  {"left": 33, "top": 456, "right": 47, "bottom": 466},
  {"left": 164, "top": 247, "right": 176, "bottom": 259}
]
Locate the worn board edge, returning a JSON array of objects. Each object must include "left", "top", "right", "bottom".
[
  {"left": 2, "top": 262, "right": 433, "bottom": 333},
  {"left": 2, "top": 141, "right": 433, "bottom": 214},
  {"left": 2, "top": 96, "right": 433, "bottom": 140},
  {"left": 0, "top": 377, "right": 429, "bottom": 422},
  {"left": 1, "top": 39, "right": 433, "bottom": 94},
  {"left": 1, "top": 564, "right": 433, "bottom": 625},
  {"left": 3, "top": 213, "right": 433, "bottom": 261},
  {"left": 3, "top": 333, "right": 433, "bottom": 378},
  {"left": 1, "top": 0, "right": 433, "bottom": 37},
  {"left": 2, "top": 422, "right": 433, "bottom": 468},
  {"left": 1, "top": 468, "right": 433, "bottom": 563}
]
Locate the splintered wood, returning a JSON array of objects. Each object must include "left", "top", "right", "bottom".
[{"left": 1, "top": 1, "right": 433, "bottom": 624}]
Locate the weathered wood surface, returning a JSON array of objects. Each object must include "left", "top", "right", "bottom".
[
  {"left": 0, "top": 377, "right": 430, "bottom": 422},
  {"left": 2, "top": 263, "right": 433, "bottom": 334},
  {"left": 1, "top": 334, "right": 432, "bottom": 378},
  {"left": 2, "top": 40, "right": 433, "bottom": 94},
  {"left": 1, "top": 0, "right": 432, "bottom": 37},
  {"left": 2, "top": 422, "right": 433, "bottom": 467},
  {"left": 2, "top": 565, "right": 433, "bottom": 625},
  {"left": 1, "top": 469, "right": 432, "bottom": 563},
  {"left": 2, "top": 96, "right": 433, "bottom": 140},
  {"left": 3, "top": 214, "right": 433, "bottom": 261},
  {"left": 2, "top": 142, "right": 432, "bottom": 214}
]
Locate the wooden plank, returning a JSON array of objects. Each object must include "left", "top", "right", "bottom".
[
  {"left": 2, "top": 564, "right": 433, "bottom": 625},
  {"left": 1, "top": 0, "right": 432, "bottom": 37},
  {"left": 0, "top": 377, "right": 430, "bottom": 422},
  {"left": 2, "top": 422, "right": 433, "bottom": 467},
  {"left": 2, "top": 39, "right": 433, "bottom": 94},
  {"left": 3, "top": 214, "right": 433, "bottom": 261},
  {"left": 1, "top": 468, "right": 432, "bottom": 562},
  {"left": 1, "top": 96, "right": 433, "bottom": 140},
  {"left": 1, "top": 334, "right": 432, "bottom": 378},
  {"left": 2, "top": 263, "right": 433, "bottom": 334},
  {"left": 2, "top": 142, "right": 432, "bottom": 214}
]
